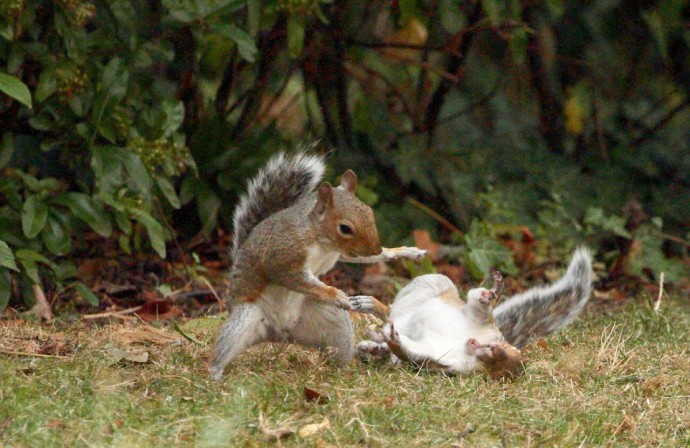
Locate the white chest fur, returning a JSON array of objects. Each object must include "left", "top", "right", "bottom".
[{"left": 305, "top": 242, "right": 341, "bottom": 276}]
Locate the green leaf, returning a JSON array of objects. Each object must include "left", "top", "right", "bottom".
[
  {"left": 287, "top": 16, "right": 306, "bottom": 58},
  {"left": 0, "top": 72, "right": 32, "bottom": 109},
  {"left": 0, "top": 269, "right": 11, "bottom": 311},
  {"left": 54, "top": 192, "right": 112, "bottom": 237},
  {"left": 42, "top": 215, "right": 72, "bottom": 256},
  {"left": 0, "top": 240, "right": 19, "bottom": 272},
  {"left": 15, "top": 249, "right": 55, "bottom": 284},
  {"left": 120, "top": 150, "right": 153, "bottom": 199},
  {"left": 510, "top": 27, "right": 528, "bottom": 64},
  {"left": 22, "top": 195, "right": 49, "bottom": 239},
  {"left": 91, "top": 145, "right": 124, "bottom": 193},
  {"left": 134, "top": 211, "right": 167, "bottom": 258},
  {"left": 75, "top": 282, "right": 99, "bottom": 307},
  {"left": 439, "top": 0, "right": 466, "bottom": 34},
  {"left": 464, "top": 221, "right": 517, "bottom": 280},
  {"left": 481, "top": 0, "right": 502, "bottom": 25},
  {"left": 161, "top": 100, "right": 185, "bottom": 138},
  {"left": 247, "top": 0, "right": 260, "bottom": 36},
  {"left": 92, "top": 59, "right": 129, "bottom": 142},
  {"left": 584, "top": 207, "right": 631, "bottom": 238},
  {"left": 114, "top": 210, "right": 133, "bottom": 235},
  {"left": 642, "top": 10, "right": 668, "bottom": 59},
  {"left": 220, "top": 24, "right": 258, "bottom": 63},
  {"left": 163, "top": 0, "right": 247, "bottom": 22},
  {"left": 156, "top": 176, "right": 181, "bottom": 209}
]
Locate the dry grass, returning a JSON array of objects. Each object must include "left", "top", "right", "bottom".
[{"left": 1, "top": 297, "right": 689, "bottom": 447}]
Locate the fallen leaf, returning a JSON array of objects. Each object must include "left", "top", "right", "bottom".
[
  {"left": 114, "top": 325, "right": 183, "bottom": 346},
  {"left": 46, "top": 419, "right": 64, "bottom": 429},
  {"left": 304, "top": 386, "right": 329, "bottom": 404},
  {"left": 298, "top": 418, "right": 330, "bottom": 438},
  {"left": 106, "top": 346, "right": 150, "bottom": 364},
  {"left": 413, "top": 229, "right": 441, "bottom": 261},
  {"left": 136, "top": 300, "right": 182, "bottom": 321}
]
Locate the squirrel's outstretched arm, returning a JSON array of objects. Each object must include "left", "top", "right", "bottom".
[
  {"left": 272, "top": 269, "right": 351, "bottom": 309},
  {"left": 340, "top": 247, "right": 428, "bottom": 264}
]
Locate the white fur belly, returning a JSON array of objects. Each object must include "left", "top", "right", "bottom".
[{"left": 258, "top": 286, "right": 306, "bottom": 332}]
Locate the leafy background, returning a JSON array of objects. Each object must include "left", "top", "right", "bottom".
[{"left": 0, "top": 0, "right": 688, "bottom": 312}]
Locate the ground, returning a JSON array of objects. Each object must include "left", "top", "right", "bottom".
[{"left": 1, "top": 295, "right": 689, "bottom": 447}]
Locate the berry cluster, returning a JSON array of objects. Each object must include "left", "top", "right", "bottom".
[
  {"left": 55, "top": 68, "right": 89, "bottom": 102},
  {"left": 55, "top": 0, "right": 95, "bottom": 26},
  {"left": 128, "top": 137, "right": 192, "bottom": 177},
  {"left": 1, "top": 0, "right": 23, "bottom": 16},
  {"left": 111, "top": 108, "right": 131, "bottom": 141}
]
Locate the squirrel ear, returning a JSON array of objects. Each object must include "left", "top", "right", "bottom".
[
  {"left": 339, "top": 170, "right": 358, "bottom": 193},
  {"left": 315, "top": 182, "right": 334, "bottom": 214}
]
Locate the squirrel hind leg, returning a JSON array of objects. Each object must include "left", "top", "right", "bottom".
[
  {"left": 289, "top": 300, "right": 354, "bottom": 364},
  {"left": 209, "top": 303, "right": 270, "bottom": 380}
]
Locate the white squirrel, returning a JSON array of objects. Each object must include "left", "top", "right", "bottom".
[{"left": 353, "top": 247, "right": 593, "bottom": 379}]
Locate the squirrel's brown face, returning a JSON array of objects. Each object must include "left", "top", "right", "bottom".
[
  {"left": 314, "top": 171, "right": 382, "bottom": 257},
  {"left": 467, "top": 339, "right": 525, "bottom": 380}
]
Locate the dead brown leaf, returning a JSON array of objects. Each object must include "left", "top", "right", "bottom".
[
  {"left": 304, "top": 386, "right": 329, "bottom": 404},
  {"left": 413, "top": 229, "right": 441, "bottom": 261},
  {"left": 113, "top": 325, "right": 183, "bottom": 347}
]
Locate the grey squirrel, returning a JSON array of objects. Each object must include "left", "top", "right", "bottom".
[
  {"left": 354, "top": 248, "right": 593, "bottom": 379},
  {"left": 209, "top": 150, "right": 428, "bottom": 379}
]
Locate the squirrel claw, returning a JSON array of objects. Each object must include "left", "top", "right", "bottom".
[
  {"left": 335, "top": 297, "right": 352, "bottom": 310},
  {"left": 349, "top": 295, "right": 376, "bottom": 313}
]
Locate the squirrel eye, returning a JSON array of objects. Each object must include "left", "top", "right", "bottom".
[{"left": 339, "top": 224, "right": 353, "bottom": 236}]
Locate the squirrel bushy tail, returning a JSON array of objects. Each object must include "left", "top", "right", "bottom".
[
  {"left": 231, "top": 147, "right": 325, "bottom": 253},
  {"left": 493, "top": 247, "right": 593, "bottom": 348}
]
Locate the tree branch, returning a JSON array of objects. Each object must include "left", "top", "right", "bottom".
[{"left": 423, "top": 2, "right": 483, "bottom": 147}]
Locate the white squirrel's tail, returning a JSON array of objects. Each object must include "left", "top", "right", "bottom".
[
  {"left": 493, "top": 247, "right": 593, "bottom": 348},
  {"left": 232, "top": 145, "right": 325, "bottom": 253}
]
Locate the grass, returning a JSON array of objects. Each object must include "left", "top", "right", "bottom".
[{"left": 1, "top": 297, "right": 689, "bottom": 447}]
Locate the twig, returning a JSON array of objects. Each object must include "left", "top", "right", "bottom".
[
  {"left": 31, "top": 284, "right": 54, "bottom": 321},
  {"left": 653, "top": 272, "right": 664, "bottom": 313},
  {"left": 379, "top": 50, "right": 461, "bottom": 82},
  {"left": 199, "top": 277, "right": 224, "bottom": 312},
  {"left": 406, "top": 197, "right": 464, "bottom": 237},
  {"left": 345, "top": 38, "right": 444, "bottom": 52},
  {"left": 0, "top": 350, "right": 69, "bottom": 359},
  {"left": 82, "top": 306, "right": 143, "bottom": 320},
  {"left": 345, "top": 63, "right": 417, "bottom": 124},
  {"left": 173, "top": 322, "right": 204, "bottom": 345},
  {"left": 423, "top": 3, "right": 483, "bottom": 146},
  {"left": 435, "top": 73, "right": 504, "bottom": 126},
  {"left": 632, "top": 98, "right": 690, "bottom": 147}
]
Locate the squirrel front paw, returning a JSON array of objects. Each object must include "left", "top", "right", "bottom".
[
  {"left": 382, "top": 322, "right": 400, "bottom": 343},
  {"left": 467, "top": 288, "right": 493, "bottom": 306},
  {"left": 332, "top": 288, "right": 352, "bottom": 310},
  {"left": 387, "top": 247, "right": 428, "bottom": 261},
  {"left": 349, "top": 295, "right": 377, "bottom": 314}
]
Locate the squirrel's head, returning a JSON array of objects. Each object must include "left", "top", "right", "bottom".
[
  {"left": 313, "top": 170, "right": 382, "bottom": 257},
  {"left": 466, "top": 339, "right": 525, "bottom": 380}
]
